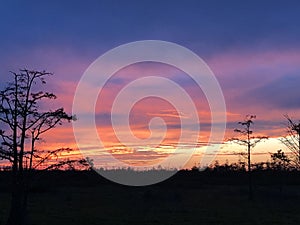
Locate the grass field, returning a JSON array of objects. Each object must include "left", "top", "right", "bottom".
[{"left": 1, "top": 171, "right": 300, "bottom": 225}]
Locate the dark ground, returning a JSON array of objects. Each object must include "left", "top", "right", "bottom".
[{"left": 1, "top": 170, "right": 300, "bottom": 225}]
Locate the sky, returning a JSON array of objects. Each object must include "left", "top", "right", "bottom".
[{"left": 1, "top": 0, "right": 300, "bottom": 169}]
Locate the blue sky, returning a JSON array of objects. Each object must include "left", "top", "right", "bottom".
[{"left": 1, "top": 0, "right": 299, "bottom": 56}]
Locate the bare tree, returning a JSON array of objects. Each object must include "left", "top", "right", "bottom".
[
  {"left": 230, "top": 115, "right": 268, "bottom": 200},
  {"left": 0, "top": 69, "right": 87, "bottom": 225},
  {"left": 280, "top": 115, "right": 300, "bottom": 168}
]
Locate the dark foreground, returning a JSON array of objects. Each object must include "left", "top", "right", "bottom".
[{"left": 1, "top": 170, "right": 300, "bottom": 225}]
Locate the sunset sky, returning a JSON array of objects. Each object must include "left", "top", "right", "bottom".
[{"left": 1, "top": 0, "right": 300, "bottom": 169}]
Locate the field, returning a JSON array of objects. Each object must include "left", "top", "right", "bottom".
[{"left": 1, "top": 170, "right": 300, "bottom": 225}]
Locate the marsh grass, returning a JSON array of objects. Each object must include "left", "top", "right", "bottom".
[{"left": 1, "top": 171, "right": 300, "bottom": 225}]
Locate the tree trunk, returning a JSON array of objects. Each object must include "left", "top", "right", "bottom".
[
  {"left": 248, "top": 143, "right": 253, "bottom": 200},
  {"left": 6, "top": 175, "right": 27, "bottom": 225}
]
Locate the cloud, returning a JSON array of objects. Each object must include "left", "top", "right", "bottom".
[{"left": 242, "top": 74, "right": 300, "bottom": 109}]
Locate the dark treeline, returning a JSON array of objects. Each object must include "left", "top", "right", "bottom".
[
  {"left": 1, "top": 161, "right": 300, "bottom": 225},
  {"left": 1, "top": 162, "right": 300, "bottom": 190}
]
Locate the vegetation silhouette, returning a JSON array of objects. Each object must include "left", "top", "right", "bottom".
[
  {"left": 0, "top": 69, "right": 88, "bottom": 225},
  {"left": 1, "top": 162, "right": 300, "bottom": 225},
  {"left": 281, "top": 115, "right": 300, "bottom": 167},
  {"left": 1, "top": 153, "right": 300, "bottom": 225},
  {"left": 229, "top": 115, "right": 268, "bottom": 200}
]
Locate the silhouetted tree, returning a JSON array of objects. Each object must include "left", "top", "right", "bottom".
[
  {"left": 0, "top": 69, "right": 86, "bottom": 225},
  {"left": 271, "top": 149, "right": 291, "bottom": 196},
  {"left": 280, "top": 115, "right": 300, "bottom": 168},
  {"left": 271, "top": 149, "right": 290, "bottom": 171},
  {"left": 230, "top": 115, "right": 268, "bottom": 200}
]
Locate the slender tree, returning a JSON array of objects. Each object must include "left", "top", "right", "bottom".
[
  {"left": 280, "top": 115, "right": 300, "bottom": 168},
  {"left": 230, "top": 115, "right": 268, "bottom": 200},
  {"left": 0, "top": 69, "right": 86, "bottom": 225}
]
